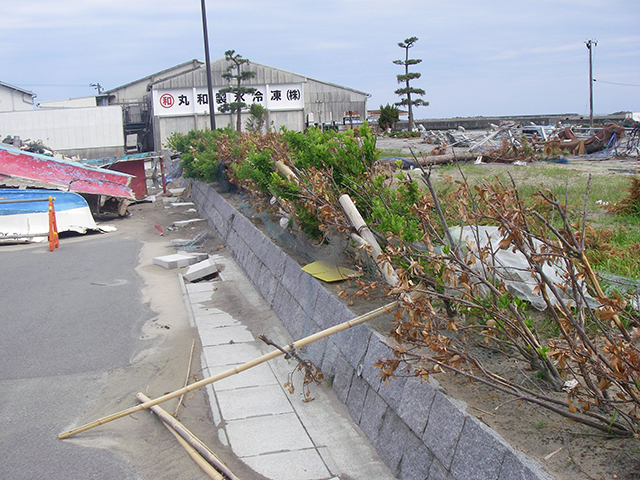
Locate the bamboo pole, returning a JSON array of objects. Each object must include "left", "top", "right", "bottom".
[
  {"left": 339, "top": 194, "right": 400, "bottom": 287},
  {"left": 59, "top": 300, "right": 398, "bottom": 439},
  {"left": 136, "top": 393, "right": 237, "bottom": 480},
  {"left": 173, "top": 340, "right": 196, "bottom": 416},
  {"left": 163, "top": 424, "right": 223, "bottom": 480}
]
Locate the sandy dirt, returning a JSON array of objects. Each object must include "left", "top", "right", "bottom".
[{"left": 66, "top": 190, "right": 268, "bottom": 480}]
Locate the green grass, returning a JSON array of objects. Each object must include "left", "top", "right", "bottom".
[{"left": 424, "top": 163, "right": 640, "bottom": 280}]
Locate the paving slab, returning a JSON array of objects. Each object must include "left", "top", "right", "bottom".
[
  {"left": 198, "top": 324, "right": 255, "bottom": 346},
  {"left": 241, "top": 449, "right": 332, "bottom": 480},
  {"left": 201, "top": 342, "right": 265, "bottom": 367},
  {"left": 152, "top": 252, "right": 207, "bottom": 269},
  {"left": 203, "top": 362, "right": 280, "bottom": 391},
  {"left": 193, "top": 309, "right": 239, "bottom": 329},
  {"left": 224, "top": 413, "right": 315, "bottom": 457},
  {"left": 184, "top": 258, "right": 219, "bottom": 282},
  {"left": 215, "top": 384, "right": 294, "bottom": 420}
]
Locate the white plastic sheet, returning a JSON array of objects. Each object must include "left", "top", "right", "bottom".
[{"left": 448, "top": 225, "right": 596, "bottom": 310}]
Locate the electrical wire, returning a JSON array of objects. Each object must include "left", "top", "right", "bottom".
[{"left": 593, "top": 79, "right": 640, "bottom": 87}]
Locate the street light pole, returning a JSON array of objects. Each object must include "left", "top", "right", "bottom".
[
  {"left": 585, "top": 39, "right": 597, "bottom": 128},
  {"left": 201, "top": 0, "right": 216, "bottom": 130}
]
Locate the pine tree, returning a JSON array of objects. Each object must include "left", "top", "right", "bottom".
[
  {"left": 218, "top": 50, "right": 256, "bottom": 132},
  {"left": 393, "top": 37, "right": 428, "bottom": 132}
]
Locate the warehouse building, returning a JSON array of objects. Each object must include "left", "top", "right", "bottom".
[{"left": 103, "top": 58, "right": 370, "bottom": 153}]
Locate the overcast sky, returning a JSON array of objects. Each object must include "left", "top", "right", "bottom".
[{"left": 2, "top": 0, "right": 639, "bottom": 119}]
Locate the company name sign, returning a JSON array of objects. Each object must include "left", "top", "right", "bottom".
[{"left": 153, "top": 84, "right": 304, "bottom": 116}]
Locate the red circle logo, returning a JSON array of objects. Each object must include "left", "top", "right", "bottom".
[{"left": 159, "top": 94, "right": 175, "bottom": 108}]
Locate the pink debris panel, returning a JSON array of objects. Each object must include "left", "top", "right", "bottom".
[{"left": 0, "top": 144, "right": 135, "bottom": 200}]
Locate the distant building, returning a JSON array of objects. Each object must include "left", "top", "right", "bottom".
[
  {"left": 1, "top": 59, "right": 370, "bottom": 157},
  {"left": 0, "top": 81, "right": 36, "bottom": 112},
  {"left": 104, "top": 58, "right": 370, "bottom": 152}
]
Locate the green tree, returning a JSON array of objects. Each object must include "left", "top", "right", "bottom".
[
  {"left": 218, "top": 50, "right": 257, "bottom": 132},
  {"left": 393, "top": 37, "right": 428, "bottom": 132},
  {"left": 378, "top": 104, "right": 400, "bottom": 132},
  {"left": 245, "top": 103, "right": 268, "bottom": 134}
]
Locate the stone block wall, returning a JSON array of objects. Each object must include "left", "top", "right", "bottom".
[{"left": 190, "top": 180, "right": 552, "bottom": 480}]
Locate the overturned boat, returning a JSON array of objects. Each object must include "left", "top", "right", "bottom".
[
  {"left": 0, "top": 143, "right": 135, "bottom": 216},
  {"left": 0, "top": 189, "right": 102, "bottom": 243}
]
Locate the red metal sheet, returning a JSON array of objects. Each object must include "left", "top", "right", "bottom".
[
  {"left": 0, "top": 144, "right": 135, "bottom": 200},
  {"left": 107, "top": 159, "right": 147, "bottom": 200}
]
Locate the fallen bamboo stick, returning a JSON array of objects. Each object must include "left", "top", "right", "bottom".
[
  {"left": 136, "top": 393, "right": 237, "bottom": 480},
  {"left": 59, "top": 300, "right": 398, "bottom": 439},
  {"left": 173, "top": 339, "right": 196, "bottom": 416},
  {"left": 163, "top": 424, "right": 223, "bottom": 480}
]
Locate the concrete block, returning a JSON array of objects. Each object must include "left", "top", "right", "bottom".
[
  {"left": 422, "top": 392, "right": 467, "bottom": 470},
  {"left": 399, "top": 431, "right": 435, "bottom": 480},
  {"left": 301, "top": 328, "right": 326, "bottom": 367},
  {"left": 238, "top": 248, "right": 262, "bottom": 287},
  {"left": 170, "top": 218, "right": 205, "bottom": 227},
  {"left": 321, "top": 340, "right": 340, "bottom": 378},
  {"left": 152, "top": 252, "right": 208, "bottom": 269},
  {"left": 183, "top": 257, "right": 218, "bottom": 282},
  {"left": 498, "top": 448, "right": 555, "bottom": 480},
  {"left": 358, "top": 389, "right": 387, "bottom": 447},
  {"left": 331, "top": 355, "right": 355, "bottom": 404},
  {"left": 377, "top": 409, "right": 410, "bottom": 476},
  {"left": 360, "top": 333, "right": 393, "bottom": 391},
  {"left": 255, "top": 261, "right": 279, "bottom": 307},
  {"left": 346, "top": 375, "right": 369, "bottom": 424},
  {"left": 398, "top": 376, "right": 438, "bottom": 437},
  {"left": 254, "top": 240, "right": 288, "bottom": 279},
  {"left": 271, "top": 285, "right": 306, "bottom": 340},
  {"left": 427, "top": 458, "right": 455, "bottom": 480},
  {"left": 313, "top": 291, "right": 354, "bottom": 331},
  {"left": 331, "top": 322, "right": 372, "bottom": 369},
  {"left": 450, "top": 416, "right": 509, "bottom": 480},
  {"left": 281, "top": 256, "right": 317, "bottom": 308},
  {"left": 377, "top": 371, "right": 408, "bottom": 413}
]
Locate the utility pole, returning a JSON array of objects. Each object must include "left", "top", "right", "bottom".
[
  {"left": 200, "top": 0, "right": 216, "bottom": 130},
  {"left": 585, "top": 39, "right": 597, "bottom": 128}
]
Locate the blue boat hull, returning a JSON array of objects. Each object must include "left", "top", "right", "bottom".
[{"left": 0, "top": 189, "right": 98, "bottom": 241}]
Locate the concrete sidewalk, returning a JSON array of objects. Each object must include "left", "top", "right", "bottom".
[{"left": 181, "top": 251, "right": 395, "bottom": 480}]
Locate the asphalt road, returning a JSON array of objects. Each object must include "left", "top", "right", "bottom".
[
  {"left": 0, "top": 227, "right": 218, "bottom": 480},
  {"left": 0, "top": 234, "right": 149, "bottom": 479}
]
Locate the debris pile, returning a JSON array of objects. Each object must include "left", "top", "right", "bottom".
[{"left": 389, "top": 122, "right": 636, "bottom": 169}]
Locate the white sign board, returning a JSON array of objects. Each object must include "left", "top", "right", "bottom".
[{"left": 153, "top": 84, "right": 304, "bottom": 117}]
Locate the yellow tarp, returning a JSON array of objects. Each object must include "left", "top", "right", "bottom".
[{"left": 301, "top": 261, "right": 362, "bottom": 283}]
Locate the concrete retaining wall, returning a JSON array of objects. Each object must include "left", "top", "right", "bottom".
[{"left": 190, "top": 180, "right": 552, "bottom": 480}]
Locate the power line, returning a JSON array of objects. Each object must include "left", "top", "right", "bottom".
[
  {"left": 17, "top": 84, "right": 93, "bottom": 88},
  {"left": 594, "top": 79, "right": 640, "bottom": 87}
]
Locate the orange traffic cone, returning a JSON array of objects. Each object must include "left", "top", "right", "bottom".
[{"left": 48, "top": 196, "right": 59, "bottom": 251}]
